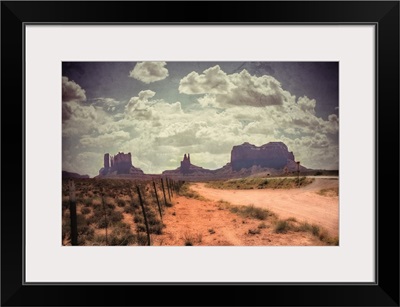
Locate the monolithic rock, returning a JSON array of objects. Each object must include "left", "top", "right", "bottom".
[
  {"left": 231, "top": 142, "right": 296, "bottom": 171},
  {"left": 163, "top": 153, "right": 213, "bottom": 177},
  {"left": 99, "top": 152, "right": 144, "bottom": 176}
]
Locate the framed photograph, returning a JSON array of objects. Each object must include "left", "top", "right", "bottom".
[{"left": 2, "top": 1, "right": 399, "bottom": 306}]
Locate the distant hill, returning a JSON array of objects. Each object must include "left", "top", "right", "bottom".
[
  {"left": 95, "top": 141, "right": 320, "bottom": 181},
  {"left": 62, "top": 170, "right": 90, "bottom": 179},
  {"left": 162, "top": 142, "right": 310, "bottom": 181}
]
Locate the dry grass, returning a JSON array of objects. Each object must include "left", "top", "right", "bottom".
[
  {"left": 217, "top": 200, "right": 275, "bottom": 220},
  {"left": 317, "top": 187, "right": 339, "bottom": 197},
  {"left": 62, "top": 178, "right": 170, "bottom": 246},
  {"left": 206, "top": 177, "right": 314, "bottom": 190},
  {"left": 273, "top": 218, "right": 339, "bottom": 245},
  {"left": 178, "top": 183, "right": 208, "bottom": 201},
  {"left": 182, "top": 231, "right": 203, "bottom": 246}
]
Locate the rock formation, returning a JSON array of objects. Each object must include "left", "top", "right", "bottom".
[
  {"left": 230, "top": 142, "right": 296, "bottom": 171},
  {"left": 180, "top": 153, "right": 191, "bottom": 173},
  {"left": 99, "top": 152, "right": 144, "bottom": 176},
  {"left": 96, "top": 142, "right": 310, "bottom": 180},
  {"left": 163, "top": 153, "right": 213, "bottom": 177}
]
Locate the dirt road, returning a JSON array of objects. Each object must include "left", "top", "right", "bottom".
[{"left": 190, "top": 178, "right": 339, "bottom": 237}]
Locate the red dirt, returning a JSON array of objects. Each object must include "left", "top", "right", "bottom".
[
  {"left": 152, "top": 190, "right": 332, "bottom": 246},
  {"left": 190, "top": 178, "right": 339, "bottom": 237}
]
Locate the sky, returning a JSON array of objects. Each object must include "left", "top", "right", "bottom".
[{"left": 62, "top": 61, "right": 339, "bottom": 177}]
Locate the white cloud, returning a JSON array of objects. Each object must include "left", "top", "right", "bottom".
[
  {"left": 62, "top": 102, "right": 111, "bottom": 137},
  {"left": 129, "top": 62, "right": 169, "bottom": 84},
  {"left": 92, "top": 97, "right": 121, "bottom": 112},
  {"left": 80, "top": 130, "right": 131, "bottom": 148},
  {"left": 179, "top": 66, "right": 293, "bottom": 108},
  {"left": 62, "top": 77, "right": 87, "bottom": 121},
  {"left": 297, "top": 96, "right": 316, "bottom": 115},
  {"left": 63, "top": 77, "right": 339, "bottom": 176},
  {"left": 179, "top": 65, "right": 232, "bottom": 94},
  {"left": 62, "top": 76, "right": 86, "bottom": 103}
]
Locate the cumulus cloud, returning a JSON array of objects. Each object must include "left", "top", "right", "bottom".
[
  {"left": 62, "top": 76, "right": 86, "bottom": 103},
  {"left": 125, "top": 90, "right": 156, "bottom": 120},
  {"left": 92, "top": 97, "right": 121, "bottom": 112},
  {"left": 62, "top": 101, "right": 111, "bottom": 137},
  {"left": 179, "top": 66, "right": 292, "bottom": 108},
  {"left": 80, "top": 130, "right": 131, "bottom": 148},
  {"left": 129, "top": 62, "right": 169, "bottom": 84},
  {"left": 297, "top": 96, "right": 316, "bottom": 115},
  {"left": 63, "top": 71, "right": 339, "bottom": 176},
  {"left": 179, "top": 65, "right": 232, "bottom": 94},
  {"left": 124, "top": 90, "right": 183, "bottom": 121},
  {"left": 62, "top": 77, "right": 87, "bottom": 121}
]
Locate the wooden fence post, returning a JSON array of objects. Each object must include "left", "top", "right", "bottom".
[
  {"left": 101, "top": 192, "right": 108, "bottom": 246},
  {"left": 165, "top": 178, "right": 171, "bottom": 201},
  {"left": 160, "top": 178, "right": 168, "bottom": 207},
  {"left": 153, "top": 180, "right": 162, "bottom": 221},
  {"left": 136, "top": 185, "right": 151, "bottom": 246},
  {"left": 68, "top": 180, "right": 78, "bottom": 246},
  {"left": 168, "top": 178, "right": 173, "bottom": 198}
]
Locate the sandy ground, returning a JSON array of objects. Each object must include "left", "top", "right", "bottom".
[
  {"left": 190, "top": 178, "right": 339, "bottom": 237},
  {"left": 152, "top": 195, "right": 325, "bottom": 246},
  {"left": 64, "top": 178, "right": 338, "bottom": 246},
  {"left": 151, "top": 178, "right": 338, "bottom": 246}
]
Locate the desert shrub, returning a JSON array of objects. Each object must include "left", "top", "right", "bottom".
[
  {"left": 323, "top": 236, "right": 339, "bottom": 246},
  {"left": 182, "top": 231, "right": 202, "bottom": 246},
  {"left": 109, "top": 211, "right": 123, "bottom": 223},
  {"left": 124, "top": 205, "right": 134, "bottom": 214},
  {"left": 130, "top": 201, "right": 140, "bottom": 210},
  {"left": 136, "top": 223, "right": 147, "bottom": 232},
  {"left": 242, "top": 205, "right": 269, "bottom": 220},
  {"left": 248, "top": 228, "right": 261, "bottom": 235},
  {"left": 134, "top": 214, "right": 144, "bottom": 224},
  {"left": 258, "top": 222, "right": 267, "bottom": 229},
  {"left": 275, "top": 220, "right": 290, "bottom": 233},
  {"left": 206, "top": 177, "right": 314, "bottom": 190},
  {"left": 146, "top": 210, "right": 159, "bottom": 225},
  {"left": 208, "top": 228, "right": 216, "bottom": 234},
  {"left": 116, "top": 199, "right": 126, "bottom": 207},
  {"left": 317, "top": 187, "right": 339, "bottom": 197},
  {"left": 294, "top": 221, "right": 337, "bottom": 242},
  {"left": 78, "top": 227, "right": 95, "bottom": 245},
  {"left": 81, "top": 207, "right": 91, "bottom": 215},
  {"left": 107, "top": 202, "right": 116, "bottom": 210},
  {"left": 62, "top": 213, "right": 93, "bottom": 245},
  {"left": 150, "top": 223, "right": 163, "bottom": 235},
  {"left": 311, "top": 225, "right": 320, "bottom": 236},
  {"left": 218, "top": 201, "right": 272, "bottom": 220},
  {"left": 97, "top": 216, "right": 109, "bottom": 229},
  {"left": 62, "top": 220, "right": 70, "bottom": 241},
  {"left": 178, "top": 183, "right": 206, "bottom": 201},
  {"left": 62, "top": 199, "right": 69, "bottom": 210},
  {"left": 136, "top": 233, "right": 149, "bottom": 246},
  {"left": 91, "top": 234, "right": 107, "bottom": 246},
  {"left": 110, "top": 226, "right": 135, "bottom": 246},
  {"left": 83, "top": 198, "right": 92, "bottom": 207}
]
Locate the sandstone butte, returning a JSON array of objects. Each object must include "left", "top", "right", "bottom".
[{"left": 92, "top": 141, "right": 309, "bottom": 180}]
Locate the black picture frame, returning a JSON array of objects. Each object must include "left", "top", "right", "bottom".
[{"left": 1, "top": 1, "right": 399, "bottom": 306}]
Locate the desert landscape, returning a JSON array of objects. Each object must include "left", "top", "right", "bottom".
[
  {"left": 62, "top": 61, "right": 339, "bottom": 247},
  {"left": 62, "top": 172, "right": 339, "bottom": 246}
]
